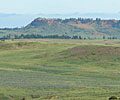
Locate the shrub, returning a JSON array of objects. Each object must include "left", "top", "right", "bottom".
[
  {"left": 91, "top": 52, "right": 96, "bottom": 55},
  {"left": 0, "top": 94, "right": 10, "bottom": 100},
  {"left": 21, "top": 97, "right": 26, "bottom": 100},
  {"left": 109, "top": 96, "right": 117, "bottom": 100},
  {"left": 31, "top": 95, "right": 40, "bottom": 99}
]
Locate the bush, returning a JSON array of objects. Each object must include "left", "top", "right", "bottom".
[
  {"left": 21, "top": 97, "right": 26, "bottom": 100},
  {"left": 31, "top": 95, "right": 40, "bottom": 99},
  {"left": 0, "top": 94, "right": 10, "bottom": 100},
  {"left": 91, "top": 52, "right": 96, "bottom": 55},
  {"left": 109, "top": 96, "right": 117, "bottom": 100}
]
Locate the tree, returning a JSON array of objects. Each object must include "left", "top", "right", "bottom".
[
  {"left": 96, "top": 18, "right": 101, "bottom": 25},
  {"left": 103, "top": 36, "right": 105, "bottom": 39},
  {"left": 10, "top": 35, "right": 15, "bottom": 41}
]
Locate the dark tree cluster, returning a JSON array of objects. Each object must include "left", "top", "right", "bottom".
[
  {"left": 1, "top": 34, "right": 119, "bottom": 40},
  {"left": 62, "top": 18, "right": 94, "bottom": 24},
  {"left": 2, "top": 34, "right": 83, "bottom": 40},
  {"left": 103, "top": 36, "right": 118, "bottom": 39}
]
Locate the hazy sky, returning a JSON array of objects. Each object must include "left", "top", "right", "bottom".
[{"left": 0, "top": 0, "right": 120, "bottom": 14}]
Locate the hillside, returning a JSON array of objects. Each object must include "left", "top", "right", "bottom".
[
  {"left": 1, "top": 18, "right": 120, "bottom": 38},
  {"left": 24, "top": 18, "right": 120, "bottom": 37}
]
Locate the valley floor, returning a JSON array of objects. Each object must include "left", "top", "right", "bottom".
[{"left": 0, "top": 39, "right": 120, "bottom": 100}]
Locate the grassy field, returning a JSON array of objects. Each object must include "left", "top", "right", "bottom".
[{"left": 0, "top": 39, "right": 120, "bottom": 100}]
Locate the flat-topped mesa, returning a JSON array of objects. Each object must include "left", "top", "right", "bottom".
[
  {"left": 27, "top": 17, "right": 120, "bottom": 28},
  {"left": 24, "top": 17, "right": 120, "bottom": 36}
]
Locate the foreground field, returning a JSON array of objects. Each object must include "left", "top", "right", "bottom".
[{"left": 0, "top": 39, "right": 120, "bottom": 100}]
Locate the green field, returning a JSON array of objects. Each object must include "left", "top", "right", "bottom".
[{"left": 0, "top": 39, "right": 120, "bottom": 100}]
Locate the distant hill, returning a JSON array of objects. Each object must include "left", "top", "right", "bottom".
[{"left": 1, "top": 17, "right": 120, "bottom": 39}]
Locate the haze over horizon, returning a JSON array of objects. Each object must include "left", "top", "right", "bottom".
[{"left": 0, "top": 0, "right": 120, "bottom": 14}]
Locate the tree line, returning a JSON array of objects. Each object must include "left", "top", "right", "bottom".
[
  {"left": 1, "top": 34, "right": 83, "bottom": 40},
  {"left": 0, "top": 34, "right": 119, "bottom": 40}
]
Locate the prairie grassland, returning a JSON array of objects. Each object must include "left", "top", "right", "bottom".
[{"left": 0, "top": 39, "right": 120, "bottom": 100}]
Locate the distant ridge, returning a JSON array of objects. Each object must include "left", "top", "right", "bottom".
[
  {"left": 1, "top": 17, "right": 120, "bottom": 38},
  {"left": 24, "top": 17, "right": 120, "bottom": 37}
]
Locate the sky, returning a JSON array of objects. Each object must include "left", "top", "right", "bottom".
[{"left": 0, "top": 0, "right": 120, "bottom": 14}]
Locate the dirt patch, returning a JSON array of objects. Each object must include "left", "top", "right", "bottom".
[
  {"left": 50, "top": 96, "right": 59, "bottom": 99},
  {"left": 34, "top": 53, "right": 48, "bottom": 58},
  {"left": 68, "top": 22, "right": 94, "bottom": 30}
]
